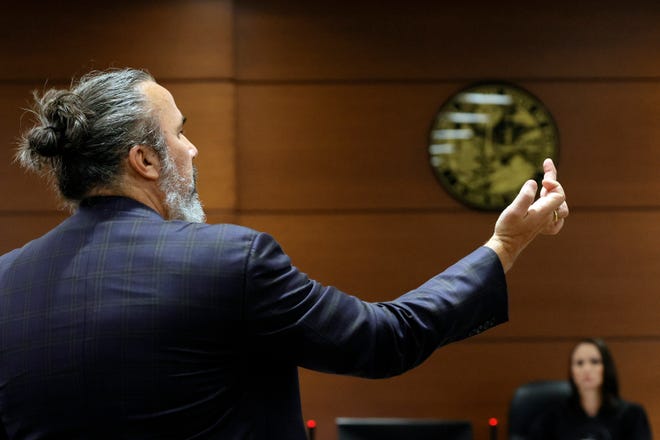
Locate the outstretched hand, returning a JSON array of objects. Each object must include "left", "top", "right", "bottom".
[{"left": 485, "top": 158, "right": 568, "bottom": 272}]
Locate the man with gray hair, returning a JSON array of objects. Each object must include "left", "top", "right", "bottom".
[{"left": 0, "top": 68, "right": 568, "bottom": 439}]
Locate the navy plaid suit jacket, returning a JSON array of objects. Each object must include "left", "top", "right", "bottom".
[{"left": 0, "top": 196, "right": 508, "bottom": 439}]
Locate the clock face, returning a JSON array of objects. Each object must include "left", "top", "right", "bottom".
[{"left": 428, "top": 83, "right": 559, "bottom": 211}]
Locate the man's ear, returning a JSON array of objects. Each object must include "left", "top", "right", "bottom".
[{"left": 127, "top": 145, "right": 161, "bottom": 181}]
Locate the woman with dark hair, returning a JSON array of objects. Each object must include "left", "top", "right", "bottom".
[{"left": 529, "top": 338, "right": 652, "bottom": 439}]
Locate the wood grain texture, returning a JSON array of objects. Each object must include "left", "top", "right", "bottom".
[
  {"left": 238, "top": 192, "right": 660, "bottom": 438},
  {"left": 1, "top": 2, "right": 659, "bottom": 439},
  {"left": 236, "top": 82, "right": 660, "bottom": 210},
  {"left": 0, "top": 83, "right": 62, "bottom": 211},
  {"left": 0, "top": 213, "right": 68, "bottom": 254},
  {"left": 0, "top": 0, "right": 233, "bottom": 81},
  {"left": 236, "top": 0, "right": 660, "bottom": 80},
  {"left": 238, "top": 211, "right": 660, "bottom": 339},
  {"left": 299, "top": 340, "right": 660, "bottom": 440}
]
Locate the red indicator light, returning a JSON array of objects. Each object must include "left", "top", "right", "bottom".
[
  {"left": 307, "top": 419, "right": 317, "bottom": 429},
  {"left": 488, "top": 417, "right": 498, "bottom": 427}
]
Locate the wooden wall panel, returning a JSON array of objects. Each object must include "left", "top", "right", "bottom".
[
  {"left": 506, "top": 210, "right": 660, "bottom": 338},
  {"left": 0, "top": 0, "right": 233, "bottom": 80},
  {"left": 236, "top": 0, "right": 660, "bottom": 80},
  {"left": 0, "top": 84, "right": 60, "bottom": 211},
  {"left": 299, "top": 340, "right": 660, "bottom": 440},
  {"left": 0, "top": 213, "right": 67, "bottom": 254},
  {"left": 1, "top": 1, "right": 659, "bottom": 439},
  {"left": 237, "top": 82, "right": 660, "bottom": 211},
  {"left": 541, "top": 81, "right": 660, "bottom": 208},
  {"left": 238, "top": 211, "right": 660, "bottom": 338},
  {"left": 239, "top": 208, "right": 659, "bottom": 438},
  {"left": 238, "top": 212, "right": 496, "bottom": 296},
  {"left": 236, "top": 83, "right": 454, "bottom": 211}
]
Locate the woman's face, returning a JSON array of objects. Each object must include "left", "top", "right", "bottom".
[{"left": 571, "top": 342, "right": 604, "bottom": 393}]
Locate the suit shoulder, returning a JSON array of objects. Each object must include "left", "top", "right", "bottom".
[
  {"left": 165, "top": 222, "right": 283, "bottom": 258},
  {"left": 168, "top": 222, "right": 260, "bottom": 242}
]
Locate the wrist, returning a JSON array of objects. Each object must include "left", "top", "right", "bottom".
[{"left": 484, "top": 236, "right": 517, "bottom": 273}]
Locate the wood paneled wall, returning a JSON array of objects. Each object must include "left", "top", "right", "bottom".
[{"left": 1, "top": 1, "right": 659, "bottom": 439}]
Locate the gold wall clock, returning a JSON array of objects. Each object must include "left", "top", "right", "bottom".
[{"left": 428, "top": 82, "right": 559, "bottom": 211}]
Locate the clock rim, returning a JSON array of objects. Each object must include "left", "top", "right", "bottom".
[{"left": 428, "top": 81, "right": 561, "bottom": 211}]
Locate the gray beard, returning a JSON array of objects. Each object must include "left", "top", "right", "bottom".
[{"left": 159, "top": 156, "right": 206, "bottom": 223}]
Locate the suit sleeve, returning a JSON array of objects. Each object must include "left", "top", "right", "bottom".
[{"left": 243, "top": 232, "right": 508, "bottom": 378}]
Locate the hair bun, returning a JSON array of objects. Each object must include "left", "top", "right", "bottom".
[
  {"left": 27, "top": 90, "right": 89, "bottom": 158},
  {"left": 27, "top": 125, "right": 61, "bottom": 158}
]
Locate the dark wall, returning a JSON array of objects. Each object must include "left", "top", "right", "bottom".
[{"left": 1, "top": 1, "right": 659, "bottom": 439}]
